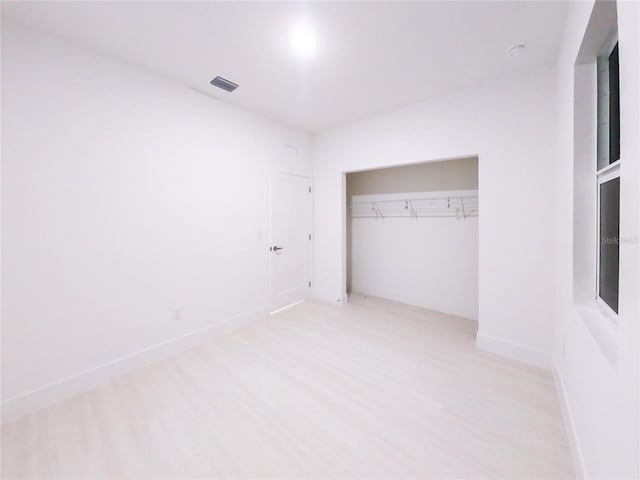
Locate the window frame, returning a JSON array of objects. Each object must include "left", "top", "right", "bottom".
[
  {"left": 595, "top": 161, "right": 620, "bottom": 321},
  {"left": 595, "top": 31, "right": 620, "bottom": 322}
]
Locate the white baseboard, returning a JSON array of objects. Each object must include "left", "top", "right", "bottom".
[
  {"left": 552, "top": 357, "right": 587, "bottom": 479},
  {"left": 309, "top": 289, "right": 345, "bottom": 305},
  {"left": 476, "top": 332, "right": 552, "bottom": 370},
  {"left": 1, "top": 307, "right": 267, "bottom": 423}
]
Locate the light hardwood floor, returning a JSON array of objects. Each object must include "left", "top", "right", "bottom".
[{"left": 1, "top": 294, "right": 574, "bottom": 479}]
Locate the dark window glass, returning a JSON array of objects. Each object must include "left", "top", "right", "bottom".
[
  {"left": 599, "top": 177, "right": 620, "bottom": 313},
  {"left": 609, "top": 43, "right": 620, "bottom": 163}
]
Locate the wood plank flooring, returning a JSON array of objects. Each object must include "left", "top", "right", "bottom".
[{"left": 1, "top": 294, "right": 574, "bottom": 479}]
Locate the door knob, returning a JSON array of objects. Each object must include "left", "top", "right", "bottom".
[{"left": 273, "top": 246, "right": 284, "bottom": 251}]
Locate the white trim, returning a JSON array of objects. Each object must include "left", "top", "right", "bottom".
[
  {"left": 341, "top": 153, "right": 479, "bottom": 176},
  {"left": 1, "top": 306, "right": 268, "bottom": 423},
  {"left": 269, "top": 299, "right": 305, "bottom": 315},
  {"left": 552, "top": 358, "right": 588, "bottom": 479},
  {"left": 476, "top": 332, "right": 552, "bottom": 370},
  {"left": 351, "top": 189, "right": 478, "bottom": 204},
  {"left": 275, "top": 170, "right": 312, "bottom": 179},
  {"left": 596, "top": 162, "right": 620, "bottom": 183},
  {"left": 596, "top": 159, "right": 620, "bottom": 177},
  {"left": 309, "top": 289, "right": 345, "bottom": 305}
]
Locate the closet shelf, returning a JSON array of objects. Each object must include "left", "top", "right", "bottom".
[{"left": 349, "top": 193, "right": 478, "bottom": 220}]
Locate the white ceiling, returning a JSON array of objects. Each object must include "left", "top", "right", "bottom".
[{"left": 2, "top": 1, "right": 569, "bottom": 132}]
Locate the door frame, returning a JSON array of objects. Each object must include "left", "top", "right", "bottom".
[
  {"left": 268, "top": 171, "right": 313, "bottom": 312},
  {"left": 341, "top": 154, "right": 480, "bottom": 306}
]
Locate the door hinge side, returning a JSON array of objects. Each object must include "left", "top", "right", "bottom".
[
  {"left": 308, "top": 233, "right": 312, "bottom": 240},
  {"left": 308, "top": 281, "right": 312, "bottom": 288},
  {"left": 309, "top": 186, "right": 312, "bottom": 193}
]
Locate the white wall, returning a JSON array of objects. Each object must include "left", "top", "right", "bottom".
[
  {"left": 554, "top": 1, "right": 640, "bottom": 478},
  {"left": 312, "top": 66, "right": 557, "bottom": 368},
  {"left": 351, "top": 206, "right": 478, "bottom": 321},
  {"left": 0, "top": 23, "right": 311, "bottom": 415}
]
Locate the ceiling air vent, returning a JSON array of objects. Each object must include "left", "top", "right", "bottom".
[{"left": 210, "top": 76, "right": 239, "bottom": 92}]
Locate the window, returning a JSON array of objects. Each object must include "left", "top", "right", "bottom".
[{"left": 596, "top": 36, "right": 620, "bottom": 315}]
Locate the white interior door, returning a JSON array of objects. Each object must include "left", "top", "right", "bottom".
[{"left": 269, "top": 173, "right": 312, "bottom": 312}]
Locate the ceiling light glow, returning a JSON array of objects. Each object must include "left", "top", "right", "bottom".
[{"left": 290, "top": 24, "right": 317, "bottom": 57}]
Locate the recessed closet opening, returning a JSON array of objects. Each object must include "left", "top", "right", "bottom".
[{"left": 345, "top": 156, "right": 479, "bottom": 321}]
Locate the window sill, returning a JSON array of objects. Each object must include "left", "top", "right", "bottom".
[{"left": 576, "top": 303, "right": 618, "bottom": 368}]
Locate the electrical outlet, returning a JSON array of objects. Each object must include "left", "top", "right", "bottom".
[{"left": 173, "top": 309, "right": 183, "bottom": 321}]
